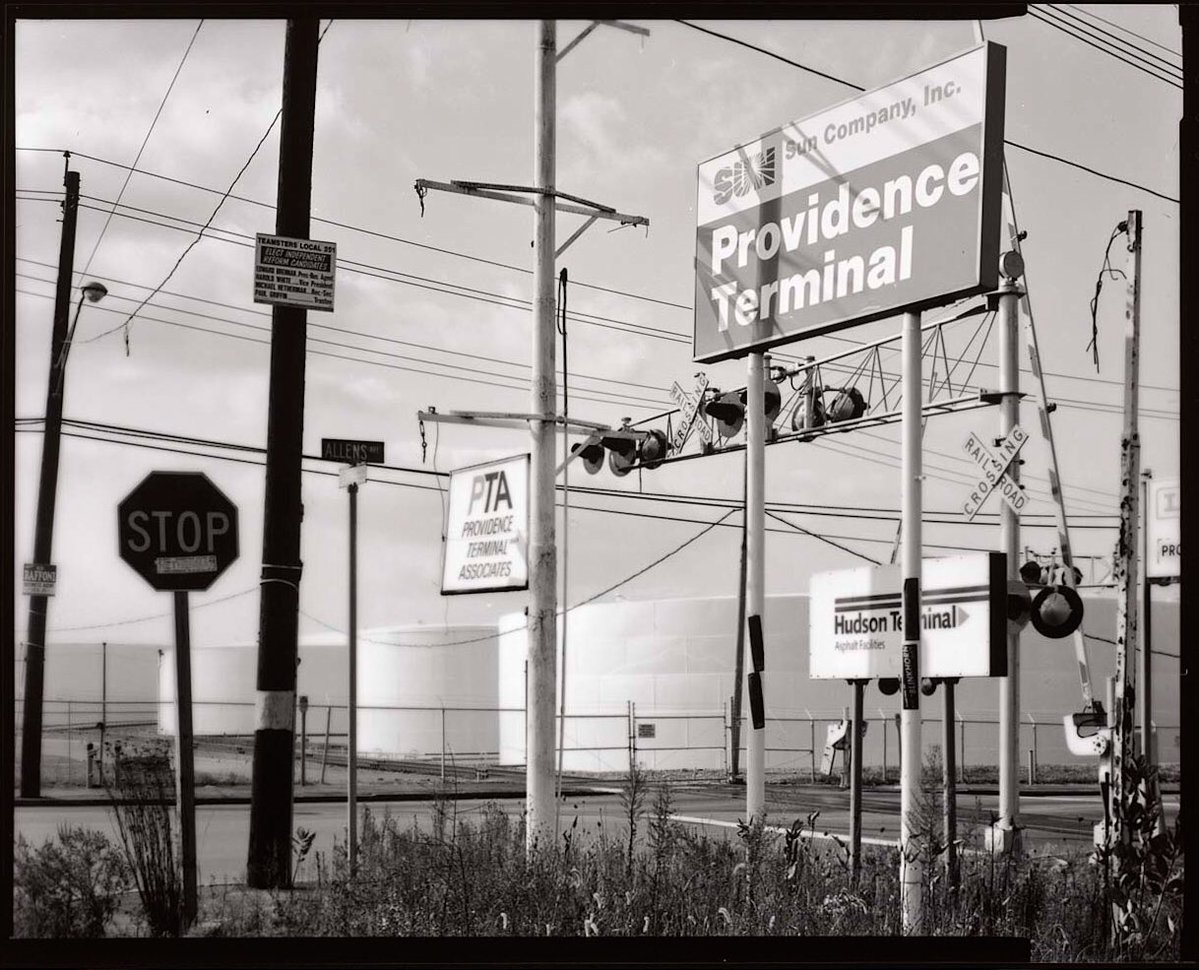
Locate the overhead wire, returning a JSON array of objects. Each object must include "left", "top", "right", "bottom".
[
  {"left": 1060, "top": 3, "right": 1181, "bottom": 59},
  {"left": 1027, "top": 6, "right": 1183, "bottom": 88},
  {"left": 1041, "top": 4, "right": 1183, "bottom": 74},
  {"left": 671, "top": 20, "right": 1180, "bottom": 205},
  {"left": 78, "top": 19, "right": 205, "bottom": 277}
]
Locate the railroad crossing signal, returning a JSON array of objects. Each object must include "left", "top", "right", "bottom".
[
  {"left": 961, "top": 424, "right": 1029, "bottom": 521},
  {"left": 118, "top": 472, "right": 239, "bottom": 592}
]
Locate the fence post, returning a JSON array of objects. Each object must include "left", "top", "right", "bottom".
[
  {"left": 881, "top": 710, "right": 888, "bottom": 783},
  {"left": 959, "top": 714, "right": 966, "bottom": 784},
  {"left": 320, "top": 704, "right": 332, "bottom": 784},
  {"left": 808, "top": 711, "right": 816, "bottom": 783},
  {"left": 67, "top": 701, "right": 72, "bottom": 786},
  {"left": 723, "top": 697, "right": 730, "bottom": 777},
  {"left": 441, "top": 707, "right": 446, "bottom": 782},
  {"left": 1031, "top": 717, "right": 1038, "bottom": 785}
]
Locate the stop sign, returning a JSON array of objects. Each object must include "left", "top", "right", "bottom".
[{"left": 118, "top": 472, "right": 239, "bottom": 592}]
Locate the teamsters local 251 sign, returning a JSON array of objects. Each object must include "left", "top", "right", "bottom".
[{"left": 694, "top": 43, "right": 1006, "bottom": 363}]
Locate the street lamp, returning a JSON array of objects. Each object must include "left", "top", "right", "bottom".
[{"left": 55, "top": 281, "right": 108, "bottom": 393}]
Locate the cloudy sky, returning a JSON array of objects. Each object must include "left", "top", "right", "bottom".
[{"left": 13, "top": 9, "right": 1180, "bottom": 654}]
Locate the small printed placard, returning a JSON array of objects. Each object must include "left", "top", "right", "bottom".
[
  {"left": 23, "top": 563, "right": 56, "bottom": 596},
  {"left": 254, "top": 233, "right": 336, "bottom": 311}
]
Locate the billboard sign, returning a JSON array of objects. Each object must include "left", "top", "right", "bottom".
[
  {"left": 441, "top": 454, "right": 530, "bottom": 595},
  {"left": 809, "top": 553, "right": 1007, "bottom": 680},
  {"left": 1146, "top": 477, "right": 1180, "bottom": 579},
  {"left": 694, "top": 43, "right": 1006, "bottom": 363}
]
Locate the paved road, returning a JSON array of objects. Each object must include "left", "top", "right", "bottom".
[{"left": 16, "top": 783, "right": 1179, "bottom": 887}]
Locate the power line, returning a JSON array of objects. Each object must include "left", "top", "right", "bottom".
[
  {"left": 672, "top": 20, "right": 1180, "bottom": 205},
  {"left": 1040, "top": 5, "right": 1183, "bottom": 74},
  {"left": 82, "top": 19, "right": 335, "bottom": 350},
  {"left": 1061, "top": 3, "right": 1181, "bottom": 59},
  {"left": 1026, "top": 7, "right": 1182, "bottom": 89},
  {"left": 78, "top": 19, "right": 205, "bottom": 277},
  {"left": 15, "top": 285, "right": 670, "bottom": 412},
  {"left": 15, "top": 148, "right": 692, "bottom": 313}
]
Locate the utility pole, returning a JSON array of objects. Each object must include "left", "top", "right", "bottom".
[
  {"left": 848, "top": 679, "right": 865, "bottom": 882},
  {"left": 899, "top": 309, "right": 924, "bottom": 934},
  {"left": 347, "top": 478, "right": 359, "bottom": 874},
  {"left": 993, "top": 255, "right": 1024, "bottom": 855},
  {"left": 246, "top": 17, "right": 319, "bottom": 889},
  {"left": 1110, "top": 210, "right": 1142, "bottom": 895},
  {"left": 526, "top": 18, "right": 559, "bottom": 851},
  {"left": 729, "top": 463, "right": 747, "bottom": 782},
  {"left": 1139, "top": 468, "right": 1152, "bottom": 762},
  {"left": 745, "top": 352, "right": 767, "bottom": 821},
  {"left": 21, "top": 160, "right": 80, "bottom": 798},
  {"left": 942, "top": 677, "right": 959, "bottom": 888}
]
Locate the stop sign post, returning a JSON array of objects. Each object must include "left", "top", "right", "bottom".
[{"left": 117, "top": 471, "right": 240, "bottom": 930}]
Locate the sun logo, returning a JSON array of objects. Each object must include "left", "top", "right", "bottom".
[{"left": 712, "top": 147, "right": 776, "bottom": 206}]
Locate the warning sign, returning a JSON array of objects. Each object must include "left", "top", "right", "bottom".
[
  {"left": 254, "top": 233, "right": 336, "bottom": 311},
  {"left": 809, "top": 553, "right": 1007, "bottom": 680},
  {"left": 23, "top": 563, "right": 56, "bottom": 596},
  {"left": 441, "top": 454, "right": 529, "bottom": 595}
]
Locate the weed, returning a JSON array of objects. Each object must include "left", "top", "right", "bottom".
[{"left": 14, "top": 826, "right": 130, "bottom": 937}]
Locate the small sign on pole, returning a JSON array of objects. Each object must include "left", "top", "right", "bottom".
[
  {"left": 1146, "top": 477, "right": 1180, "bottom": 579},
  {"left": 254, "top": 233, "right": 336, "bottom": 312},
  {"left": 441, "top": 454, "right": 530, "bottom": 595},
  {"left": 22, "top": 563, "right": 56, "bottom": 596},
  {"left": 321, "top": 438, "right": 385, "bottom": 464},
  {"left": 961, "top": 424, "right": 1028, "bottom": 520}
]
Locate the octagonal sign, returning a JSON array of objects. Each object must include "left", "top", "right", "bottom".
[{"left": 118, "top": 472, "right": 239, "bottom": 592}]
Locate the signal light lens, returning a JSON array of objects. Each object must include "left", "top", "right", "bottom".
[
  {"left": 572, "top": 439, "right": 604, "bottom": 475},
  {"left": 826, "top": 386, "right": 867, "bottom": 423},
  {"left": 1019, "top": 560, "right": 1044, "bottom": 585},
  {"left": 920, "top": 677, "right": 938, "bottom": 697},
  {"left": 705, "top": 391, "right": 745, "bottom": 438},
  {"left": 640, "top": 429, "right": 669, "bottom": 469},
  {"left": 877, "top": 677, "right": 900, "bottom": 696},
  {"left": 1030, "top": 584, "right": 1084, "bottom": 639}
]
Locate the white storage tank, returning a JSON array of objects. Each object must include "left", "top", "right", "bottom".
[{"left": 498, "top": 593, "right": 1180, "bottom": 773}]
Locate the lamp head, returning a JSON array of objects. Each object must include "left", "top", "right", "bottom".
[{"left": 81, "top": 282, "right": 108, "bottom": 303}]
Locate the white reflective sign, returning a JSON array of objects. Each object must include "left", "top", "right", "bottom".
[
  {"left": 1146, "top": 477, "right": 1180, "bottom": 579},
  {"left": 441, "top": 454, "right": 530, "bottom": 595}
]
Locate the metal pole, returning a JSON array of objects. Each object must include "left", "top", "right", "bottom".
[
  {"left": 526, "top": 17, "right": 558, "bottom": 853},
  {"left": 746, "top": 351, "right": 767, "bottom": 821},
  {"left": 21, "top": 164, "right": 80, "bottom": 798},
  {"left": 348, "top": 480, "right": 358, "bottom": 875},
  {"left": 247, "top": 16, "right": 319, "bottom": 889},
  {"left": 1140, "top": 469, "right": 1153, "bottom": 761},
  {"left": 100, "top": 640, "right": 107, "bottom": 786},
  {"left": 996, "top": 266, "right": 1023, "bottom": 855},
  {"left": 899, "top": 309, "right": 924, "bottom": 934},
  {"left": 1110, "top": 210, "right": 1142, "bottom": 890},
  {"left": 299, "top": 696, "right": 307, "bottom": 786},
  {"left": 730, "top": 462, "right": 748, "bottom": 782},
  {"left": 959, "top": 715, "right": 966, "bottom": 784},
  {"left": 882, "top": 710, "right": 888, "bottom": 783},
  {"left": 849, "top": 681, "right": 864, "bottom": 882},
  {"left": 942, "top": 678, "right": 958, "bottom": 889},
  {"left": 67, "top": 702, "right": 72, "bottom": 787},
  {"left": 173, "top": 592, "right": 198, "bottom": 931},
  {"left": 441, "top": 707, "right": 446, "bottom": 782},
  {"left": 320, "top": 705, "right": 331, "bottom": 784}
]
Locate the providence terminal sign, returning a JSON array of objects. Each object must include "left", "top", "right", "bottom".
[{"left": 694, "top": 44, "right": 1005, "bottom": 363}]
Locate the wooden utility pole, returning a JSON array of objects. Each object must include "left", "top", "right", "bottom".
[
  {"left": 1109, "top": 210, "right": 1142, "bottom": 892},
  {"left": 246, "top": 17, "right": 319, "bottom": 889},
  {"left": 21, "top": 162, "right": 80, "bottom": 797}
]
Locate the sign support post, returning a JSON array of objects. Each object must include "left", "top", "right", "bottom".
[
  {"left": 745, "top": 352, "right": 767, "bottom": 822},
  {"left": 849, "top": 679, "right": 865, "bottom": 882},
  {"left": 900, "top": 309, "right": 923, "bottom": 934},
  {"left": 348, "top": 478, "right": 359, "bottom": 874},
  {"left": 1139, "top": 468, "right": 1152, "bottom": 763},
  {"left": 729, "top": 463, "right": 748, "bottom": 783},
  {"left": 993, "top": 258, "right": 1025, "bottom": 855},
  {"left": 942, "top": 677, "right": 959, "bottom": 888},
  {"left": 172, "top": 591, "right": 198, "bottom": 931}
]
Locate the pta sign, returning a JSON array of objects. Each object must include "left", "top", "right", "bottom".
[
  {"left": 694, "top": 43, "right": 1005, "bottom": 363},
  {"left": 442, "top": 454, "right": 529, "bottom": 595},
  {"left": 809, "top": 553, "right": 1007, "bottom": 680},
  {"left": 118, "top": 472, "right": 239, "bottom": 591}
]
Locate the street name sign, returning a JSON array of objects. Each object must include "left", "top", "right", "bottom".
[
  {"left": 1146, "top": 477, "right": 1180, "bottom": 579},
  {"left": 442, "top": 454, "right": 529, "bottom": 595},
  {"left": 669, "top": 373, "right": 713, "bottom": 451},
  {"left": 321, "top": 438, "right": 385, "bottom": 464},
  {"left": 254, "top": 233, "right": 336, "bottom": 312},
  {"left": 809, "top": 553, "right": 1007, "bottom": 680},
  {"left": 118, "top": 472, "right": 239, "bottom": 592},
  {"left": 961, "top": 424, "right": 1028, "bottom": 520},
  {"left": 694, "top": 43, "right": 1006, "bottom": 363},
  {"left": 22, "top": 563, "right": 56, "bottom": 596}
]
